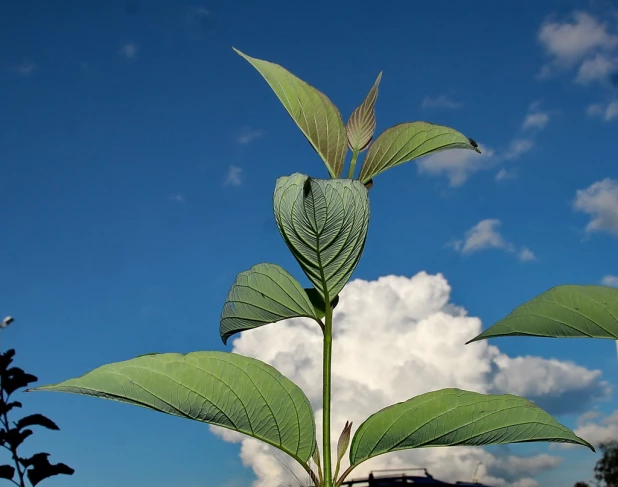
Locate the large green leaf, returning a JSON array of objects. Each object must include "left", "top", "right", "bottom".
[
  {"left": 350, "top": 388, "right": 593, "bottom": 466},
  {"left": 234, "top": 48, "right": 347, "bottom": 178},
  {"left": 467, "top": 285, "right": 618, "bottom": 344},
  {"left": 358, "top": 122, "right": 480, "bottom": 184},
  {"left": 220, "top": 263, "right": 321, "bottom": 344},
  {"left": 30, "top": 352, "right": 316, "bottom": 464},
  {"left": 273, "top": 173, "right": 369, "bottom": 303},
  {"left": 346, "top": 73, "right": 382, "bottom": 153}
]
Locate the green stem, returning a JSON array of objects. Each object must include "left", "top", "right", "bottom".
[
  {"left": 335, "top": 464, "right": 357, "bottom": 487},
  {"left": 322, "top": 304, "right": 334, "bottom": 487},
  {"left": 346, "top": 148, "right": 360, "bottom": 179}
]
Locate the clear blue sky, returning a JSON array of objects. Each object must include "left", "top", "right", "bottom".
[{"left": 1, "top": 1, "right": 618, "bottom": 486}]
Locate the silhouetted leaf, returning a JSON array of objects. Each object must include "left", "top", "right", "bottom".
[
  {"left": 25, "top": 453, "right": 74, "bottom": 487},
  {"left": 2, "top": 368, "right": 38, "bottom": 395},
  {"left": 15, "top": 414, "right": 59, "bottom": 431},
  {"left": 0, "top": 350, "right": 15, "bottom": 372},
  {"left": 0, "top": 428, "right": 33, "bottom": 449},
  {"left": 0, "top": 464, "right": 14, "bottom": 480},
  {"left": 0, "top": 401, "right": 22, "bottom": 416}
]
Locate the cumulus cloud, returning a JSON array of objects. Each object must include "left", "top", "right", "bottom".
[
  {"left": 119, "top": 42, "right": 138, "bottom": 59},
  {"left": 602, "top": 275, "right": 618, "bottom": 287},
  {"left": 224, "top": 165, "right": 243, "bottom": 186},
  {"left": 537, "top": 11, "right": 618, "bottom": 75},
  {"left": 212, "top": 272, "right": 607, "bottom": 487},
  {"left": 559, "top": 410, "right": 618, "bottom": 449},
  {"left": 236, "top": 126, "right": 266, "bottom": 145},
  {"left": 574, "top": 178, "right": 618, "bottom": 236},
  {"left": 421, "top": 95, "right": 463, "bottom": 110},
  {"left": 449, "top": 220, "right": 535, "bottom": 262}
]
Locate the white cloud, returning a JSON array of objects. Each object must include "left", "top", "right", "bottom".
[
  {"left": 587, "top": 100, "right": 618, "bottom": 121},
  {"left": 561, "top": 410, "right": 618, "bottom": 449},
  {"left": 224, "top": 165, "right": 243, "bottom": 186},
  {"left": 602, "top": 275, "right": 618, "bottom": 287},
  {"left": 451, "top": 219, "right": 514, "bottom": 254},
  {"left": 421, "top": 95, "right": 462, "bottom": 110},
  {"left": 495, "top": 168, "right": 518, "bottom": 182},
  {"left": 574, "top": 178, "right": 618, "bottom": 236},
  {"left": 522, "top": 112, "right": 550, "bottom": 130},
  {"left": 576, "top": 53, "right": 618, "bottom": 85},
  {"left": 416, "top": 143, "right": 494, "bottom": 187},
  {"left": 213, "top": 272, "right": 607, "bottom": 487},
  {"left": 504, "top": 139, "right": 534, "bottom": 160},
  {"left": 237, "top": 126, "right": 266, "bottom": 145},
  {"left": 518, "top": 248, "right": 536, "bottom": 262},
  {"left": 537, "top": 11, "right": 618, "bottom": 75},
  {"left": 13, "top": 61, "right": 36, "bottom": 76},
  {"left": 119, "top": 42, "right": 138, "bottom": 59}
]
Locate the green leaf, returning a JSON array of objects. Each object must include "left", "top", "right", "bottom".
[
  {"left": 346, "top": 73, "right": 382, "bottom": 152},
  {"left": 220, "top": 263, "right": 321, "bottom": 344},
  {"left": 358, "top": 122, "right": 481, "bottom": 184},
  {"left": 234, "top": 48, "right": 347, "bottom": 178},
  {"left": 273, "top": 173, "right": 370, "bottom": 303},
  {"left": 30, "top": 351, "right": 316, "bottom": 465},
  {"left": 350, "top": 388, "right": 594, "bottom": 466},
  {"left": 467, "top": 285, "right": 618, "bottom": 344},
  {"left": 304, "top": 288, "right": 339, "bottom": 320}
]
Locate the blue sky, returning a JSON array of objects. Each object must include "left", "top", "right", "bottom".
[{"left": 2, "top": 1, "right": 618, "bottom": 486}]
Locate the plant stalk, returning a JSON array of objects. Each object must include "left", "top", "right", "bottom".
[
  {"left": 0, "top": 387, "right": 26, "bottom": 487},
  {"left": 322, "top": 304, "right": 334, "bottom": 487},
  {"left": 346, "top": 148, "right": 360, "bottom": 179}
]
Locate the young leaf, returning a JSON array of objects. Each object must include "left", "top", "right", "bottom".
[
  {"left": 15, "top": 414, "right": 60, "bottom": 431},
  {"left": 0, "top": 464, "right": 14, "bottom": 480},
  {"left": 346, "top": 73, "right": 382, "bottom": 152},
  {"left": 304, "top": 288, "right": 339, "bottom": 320},
  {"left": 0, "top": 350, "right": 15, "bottom": 372},
  {"left": 220, "top": 263, "right": 321, "bottom": 344},
  {"left": 467, "top": 285, "right": 618, "bottom": 344},
  {"left": 24, "top": 453, "right": 74, "bottom": 487},
  {"left": 358, "top": 122, "right": 480, "bottom": 184},
  {"left": 0, "top": 428, "right": 33, "bottom": 449},
  {"left": 234, "top": 48, "right": 348, "bottom": 178},
  {"left": 273, "top": 173, "right": 370, "bottom": 303},
  {"left": 30, "top": 351, "right": 317, "bottom": 465},
  {"left": 0, "top": 401, "right": 22, "bottom": 415},
  {"left": 349, "top": 388, "right": 593, "bottom": 466},
  {"left": 336, "top": 421, "right": 352, "bottom": 465}
]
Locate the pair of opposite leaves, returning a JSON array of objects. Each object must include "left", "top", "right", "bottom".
[{"left": 30, "top": 48, "right": 617, "bottom": 476}]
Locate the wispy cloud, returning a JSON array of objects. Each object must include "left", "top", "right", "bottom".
[
  {"left": 537, "top": 10, "right": 618, "bottom": 123},
  {"left": 495, "top": 168, "right": 517, "bottom": 182},
  {"left": 574, "top": 178, "right": 618, "bottom": 237},
  {"left": 13, "top": 61, "right": 36, "bottom": 76},
  {"left": 587, "top": 100, "right": 618, "bottom": 121},
  {"left": 119, "top": 42, "right": 139, "bottom": 59},
  {"left": 169, "top": 194, "right": 186, "bottom": 203},
  {"left": 522, "top": 111, "right": 550, "bottom": 130},
  {"left": 421, "top": 95, "right": 462, "bottom": 110},
  {"left": 236, "top": 126, "right": 266, "bottom": 145},
  {"left": 224, "top": 165, "right": 243, "bottom": 186},
  {"left": 449, "top": 219, "right": 535, "bottom": 261}
]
